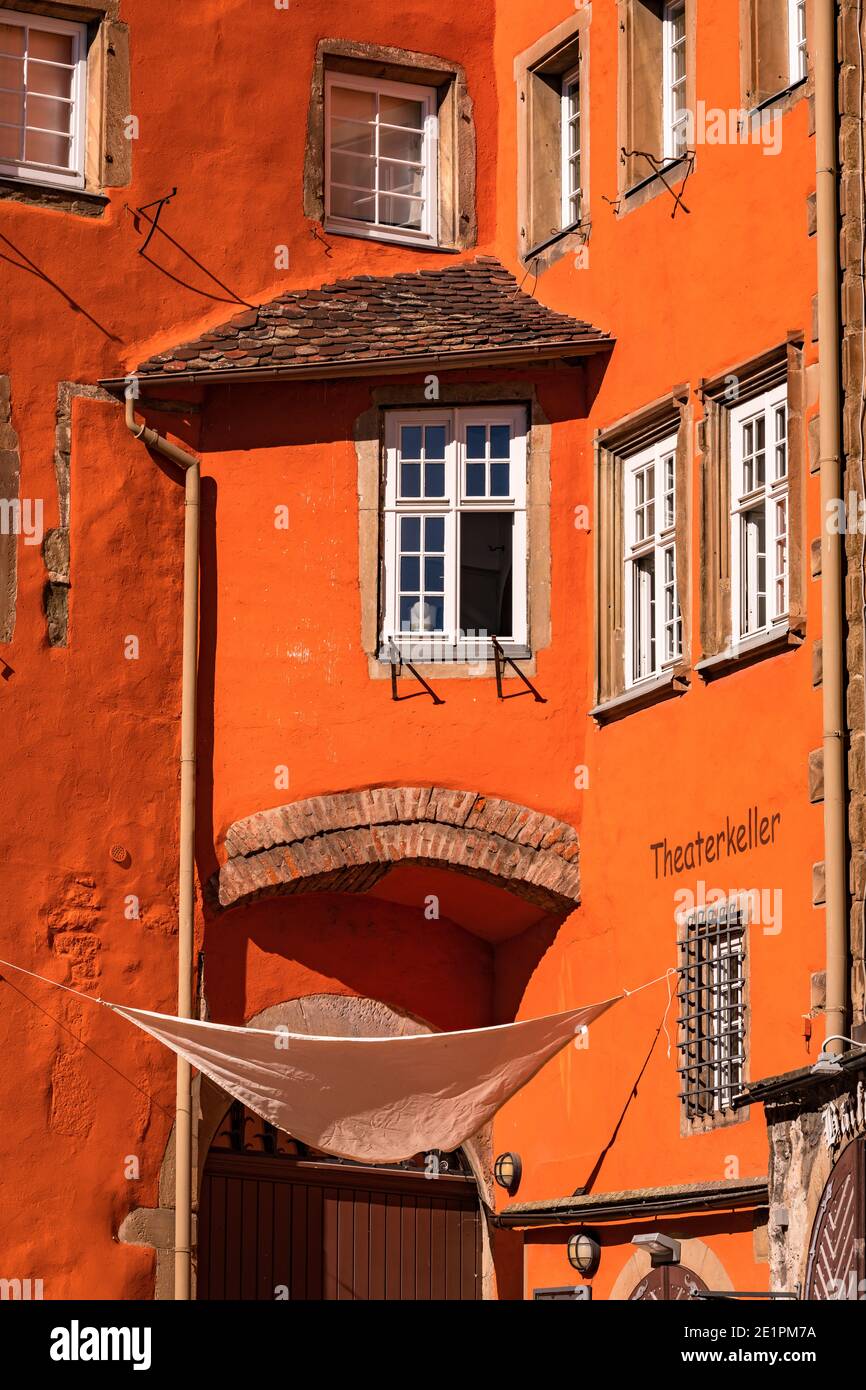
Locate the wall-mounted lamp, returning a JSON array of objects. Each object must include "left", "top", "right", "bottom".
[
  {"left": 493, "top": 1152, "right": 522, "bottom": 1194},
  {"left": 567, "top": 1231, "right": 601, "bottom": 1277},
  {"left": 811, "top": 1036, "right": 866, "bottom": 1074},
  {"left": 631, "top": 1233, "right": 681, "bottom": 1266}
]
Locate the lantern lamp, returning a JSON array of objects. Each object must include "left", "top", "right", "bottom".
[
  {"left": 567, "top": 1231, "right": 600, "bottom": 1276},
  {"left": 493, "top": 1152, "right": 522, "bottom": 1194}
]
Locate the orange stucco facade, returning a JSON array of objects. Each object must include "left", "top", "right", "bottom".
[{"left": 0, "top": 0, "right": 827, "bottom": 1301}]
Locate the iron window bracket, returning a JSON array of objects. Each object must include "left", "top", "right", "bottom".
[{"left": 491, "top": 636, "right": 546, "bottom": 702}]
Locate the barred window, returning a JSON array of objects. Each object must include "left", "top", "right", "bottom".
[{"left": 677, "top": 902, "right": 746, "bottom": 1121}]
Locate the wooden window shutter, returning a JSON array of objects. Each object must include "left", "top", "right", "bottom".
[
  {"left": 626, "top": 0, "right": 664, "bottom": 187},
  {"left": 528, "top": 73, "right": 564, "bottom": 248},
  {"left": 750, "top": 0, "right": 789, "bottom": 107},
  {"left": 595, "top": 446, "right": 626, "bottom": 703},
  {"left": 699, "top": 400, "right": 732, "bottom": 659}
]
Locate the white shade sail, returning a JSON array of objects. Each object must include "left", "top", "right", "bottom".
[{"left": 110, "top": 997, "right": 620, "bottom": 1164}]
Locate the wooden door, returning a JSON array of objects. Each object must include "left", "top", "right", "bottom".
[{"left": 197, "top": 1103, "right": 482, "bottom": 1301}]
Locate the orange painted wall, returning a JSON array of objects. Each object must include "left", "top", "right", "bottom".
[{"left": 0, "top": 0, "right": 821, "bottom": 1299}]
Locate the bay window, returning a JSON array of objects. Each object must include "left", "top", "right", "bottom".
[{"left": 382, "top": 407, "right": 528, "bottom": 659}]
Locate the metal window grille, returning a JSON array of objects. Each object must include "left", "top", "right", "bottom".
[{"left": 677, "top": 901, "right": 746, "bottom": 1119}]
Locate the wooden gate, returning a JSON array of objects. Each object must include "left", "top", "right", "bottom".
[
  {"left": 805, "top": 1138, "right": 865, "bottom": 1301},
  {"left": 197, "top": 1102, "right": 483, "bottom": 1301}
]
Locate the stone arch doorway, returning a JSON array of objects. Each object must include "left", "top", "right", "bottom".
[
  {"left": 123, "top": 994, "right": 494, "bottom": 1299},
  {"left": 197, "top": 1099, "right": 482, "bottom": 1301},
  {"left": 804, "top": 1138, "right": 865, "bottom": 1300}
]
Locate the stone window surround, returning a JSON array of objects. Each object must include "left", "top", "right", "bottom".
[
  {"left": 676, "top": 900, "right": 751, "bottom": 1138},
  {"left": 513, "top": 8, "right": 591, "bottom": 272},
  {"left": 738, "top": 0, "right": 814, "bottom": 117},
  {"left": 304, "top": 38, "right": 477, "bottom": 254},
  {"left": 592, "top": 385, "right": 692, "bottom": 721},
  {"left": 695, "top": 335, "right": 807, "bottom": 680},
  {"left": 356, "top": 382, "right": 551, "bottom": 681},
  {"left": 616, "top": 0, "right": 698, "bottom": 216},
  {"left": 0, "top": 0, "right": 130, "bottom": 216}
]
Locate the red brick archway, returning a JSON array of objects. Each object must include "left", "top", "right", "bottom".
[{"left": 215, "top": 787, "right": 580, "bottom": 914}]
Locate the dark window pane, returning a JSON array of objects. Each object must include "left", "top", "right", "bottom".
[
  {"left": 400, "top": 516, "right": 421, "bottom": 550},
  {"left": 489, "top": 424, "right": 511, "bottom": 458},
  {"left": 400, "top": 556, "right": 420, "bottom": 590},
  {"left": 400, "top": 425, "right": 423, "bottom": 459},
  {"left": 424, "top": 425, "right": 446, "bottom": 459},
  {"left": 490, "top": 462, "right": 509, "bottom": 497},
  {"left": 424, "top": 556, "right": 444, "bottom": 592},
  {"left": 459, "top": 513, "right": 513, "bottom": 638},
  {"left": 424, "top": 462, "right": 445, "bottom": 497},
  {"left": 466, "top": 462, "right": 485, "bottom": 497},
  {"left": 428, "top": 596, "right": 444, "bottom": 630},
  {"left": 466, "top": 425, "right": 486, "bottom": 459},
  {"left": 424, "top": 516, "right": 445, "bottom": 551},
  {"left": 399, "top": 595, "right": 421, "bottom": 629},
  {"left": 400, "top": 462, "right": 421, "bottom": 497}
]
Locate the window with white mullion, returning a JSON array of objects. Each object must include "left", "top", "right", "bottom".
[
  {"left": 731, "top": 386, "right": 788, "bottom": 642},
  {"left": 625, "top": 436, "right": 681, "bottom": 687},
  {"left": 560, "top": 63, "right": 581, "bottom": 229},
  {"left": 789, "top": 0, "right": 807, "bottom": 84},
  {"left": 662, "top": 1, "right": 688, "bottom": 161},
  {"left": 0, "top": 8, "right": 87, "bottom": 188},
  {"left": 325, "top": 71, "right": 438, "bottom": 246},
  {"left": 383, "top": 408, "right": 527, "bottom": 658}
]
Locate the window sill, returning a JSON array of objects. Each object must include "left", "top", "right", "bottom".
[
  {"left": 747, "top": 76, "right": 808, "bottom": 120},
  {"left": 696, "top": 625, "right": 804, "bottom": 682},
  {"left": 620, "top": 156, "right": 693, "bottom": 215},
  {"left": 0, "top": 176, "right": 109, "bottom": 218},
  {"left": 589, "top": 669, "right": 689, "bottom": 726},
  {"left": 370, "top": 646, "right": 536, "bottom": 680},
  {"left": 521, "top": 220, "right": 587, "bottom": 270},
  {"left": 323, "top": 222, "right": 456, "bottom": 255}
]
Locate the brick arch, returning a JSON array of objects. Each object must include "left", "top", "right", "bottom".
[{"left": 215, "top": 787, "right": 580, "bottom": 914}]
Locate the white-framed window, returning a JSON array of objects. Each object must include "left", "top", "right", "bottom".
[
  {"left": 624, "top": 434, "right": 682, "bottom": 687},
  {"left": 382, "top": 407, "right": 528, "bottom": 659},
  {"left": 730, "top": 385, "right": 788, "bottom": 644},
  {"left": 0, "top": 8, "right": 87, "bottom": 189},
  {"left": 324, "top": 71, "right": 439, "bottom": 246},
  {"left": 662, "top": 0, "right": 688, "bottom": 161},
  {"left": 560, "top": 62, "right": 581, "bottom": 229},
  {"left": 788, "top": 0, "right": 807, "bottom": 84}
]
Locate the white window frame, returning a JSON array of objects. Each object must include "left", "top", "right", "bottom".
[
  {"left": 788, "top": 0, "right": 808, "bottom": 85},
  {"left": 624, "top": 433, "right": 682, "bottom": 688},
  {"left": 730, "top": 384, "right": 789, "bottom": 645},
  {"left": 324, "top": 70, "right": 439, "bottom": 248},
  {"left": 382, "top": 406, "right": 528, "bottom": 661},
  {"left": 0, "top": 7, "right": 87, "bottom": 190},
  {"left": 662, "top": 0, "right": 688, "bottom": 163},
  {"left": 560, "top": 61, "right": 581, "bottom": 230}
]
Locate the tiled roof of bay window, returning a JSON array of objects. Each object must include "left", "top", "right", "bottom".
[{"left": 112, "top": 257, "right": 612, "bottom": 388}]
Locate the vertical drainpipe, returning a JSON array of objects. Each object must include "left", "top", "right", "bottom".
[
  {"left": 125, "top": 395, "right": 200, "bottom": 1298},
  {"left": 815, "top": 0, "right": 849, "bottom": 1051}
]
